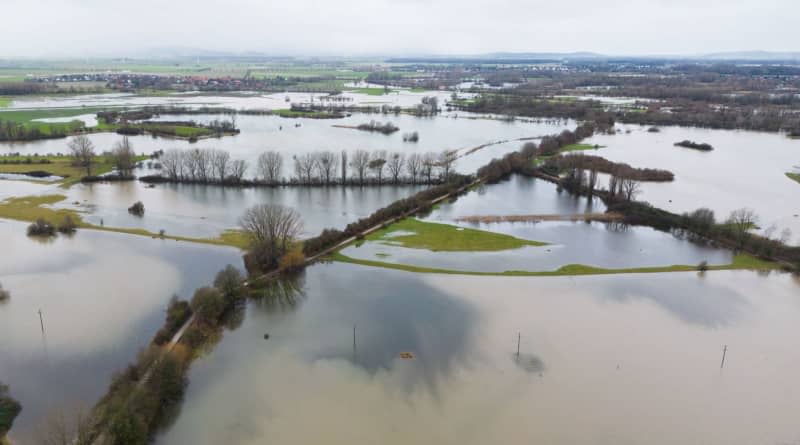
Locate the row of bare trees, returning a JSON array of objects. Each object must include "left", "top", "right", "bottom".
[
  {"left": 154, "top": 148, "right": 457, "bottom": 186},
  {"left": 159, "top": 148, "right": 248, "bottom": 184}
]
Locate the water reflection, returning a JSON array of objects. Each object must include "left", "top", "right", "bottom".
[{"left": 0, "top": 220, "right": 243, "bottom": 443}]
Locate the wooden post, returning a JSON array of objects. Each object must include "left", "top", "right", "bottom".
[
  {"left": 720, "top": 345, "right": 728, "bottom": 369},
  {"left": 516, "top": 332, "right": 521, "bottom": 357},
  {"left": 353, "top": 324, "right": 357, "bottom": 356},
  {"left": 38, "top": 309, "right": 44, "bottom": 333}
]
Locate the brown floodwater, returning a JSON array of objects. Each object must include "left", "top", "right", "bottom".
[{"left": 154, "top": 263, "right": 800, "bottom": 445}]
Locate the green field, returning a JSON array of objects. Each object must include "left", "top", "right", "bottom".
[
  {"left": 560, "top": 143, "right": 601, "bottom": 153},
  {"left": 786, "top": 172, "right": 800, "bottom": 185},
  {"left": 367, "top": 218, "right": 546, "bottom": 252},
  {"left": 0, "top": 194, "right": 248, "bottom": 248},
  {"left": 331, "top": 251, "right": 778, "bottom": 277},
  {"left": 0, "top": 97, "right": 11, "bottom": 108},
  {"left": 0, "top": 154, "right": 148, "bottom": 186}
]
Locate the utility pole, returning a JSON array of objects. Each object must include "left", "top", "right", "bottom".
[
  {"left": 516, "top": 332, "right": 521, "bottom": 358},
  {"left": 38, "top": 309, "right": 44, "bottom": 333},
  {"left": 353, "top": 324, "right": 357, "bottom": 357},
  {"left": 720, "top": 345, "right": 728, "bottom": 369}
]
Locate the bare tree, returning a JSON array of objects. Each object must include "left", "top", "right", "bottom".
[
  {"left": 340, "top": 150, "right": 348, "bottom": 184},
  {"left": 229, "top": 159, "right": 248, "bottom": 183},
  {"left": 293, "top": 153, "right": 317, "bottom": 184},
  {"left": 368, "top": 150, "right": 387, "bottom": 184},
  {"left": 727, "top": 208, "right": 758, "bottom": 242},
  {"left": 422, "top": 152, "right": 437, "bottom": 183},
  {"left": 620, "top": 177, "right": 640, "bottom": 201},
  {"left": 160, "top": 149, "right": 183, "bottom": 180},
  {"left": 257, "top": 151, "right": 283, "bottom": 184},
  {"left": 316, "top": 151, "right": 338, "bottom": 185},
  {"left": 406, "top": 153, "right": 423, "bottom": 184},
  {"left": 386, "top": 152, "right": 405, "bottom": 183},
  {"left": 437, "top": 150, "right": 457, "bottom": 180},
  {"left": 111, "top": 136, "right": 136, "bottom": 178},
  {"left": 67, "top": 135, "right": 95, "bottom": 176},
  {"left": 350, "top": 149, "right": 370, "bottom": 185},
  {"left": 587, "top": 169, "right": 598, "bottom": 197},
  {"left": 779, "top": 227, "right": 793, "bottom": 244},
  {"left": 240, "top": 204, "right": 303, "bottom": 269},
  {"left": 211, "top": 149, "right": 231, "bottom": 182}
]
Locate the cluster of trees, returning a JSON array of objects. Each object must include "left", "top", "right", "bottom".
[
  {"left": 128, "top": 201, "right": 145, "bottom": 217},
  {"left": 27, "top": 216, "right": 77, "bottom": 237},
  {"left": 157, "top": 148, "right": 248, "bottom": 184},
  {"left": 543, "top": 154, "right": 675, "bottom": 182},
  {"left": 674, "top": 140, "right": 714, "bottom": 151},
  {"left": 403, "top": 131, "right": 419, "bottom": 142},
  {"left": 356, "top": 120, "right": 399, "bottom": 134}
]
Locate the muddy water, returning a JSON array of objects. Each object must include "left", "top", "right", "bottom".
[
  {"left": 0, "top": 220, "right": 243, "bottom": 443},
  {"left": 154, "top": 263, "right": 800, "bottom": 445}
]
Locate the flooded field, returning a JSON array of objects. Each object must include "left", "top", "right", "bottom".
[
  {"left": 0, "top": 220, "right": 243, "bottom": 443},
  {"left": 342, "top": 176, "right": 733, "bottom": 272},
  {"left": 153, "top": 263, "right": 800, "bottom": 445},
  {"left": 584, "top": 125, "right": 800, "bottom": 244}
]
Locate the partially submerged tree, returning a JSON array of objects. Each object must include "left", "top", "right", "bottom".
[
  {"left": 386, "top": 152, "right": 405, "bottom": 183},
  {"left": 727, "top": 208, "right": 759, "bottom": 243},
  {"left": 67, "top": 135, "right": 96, "bottom": 176},
  {"left": 128, "top": 201, "right": 145, "bottom": 217},
  {"left": 0, "top": 382, "right": 22, "bottom": 439},
  {"left": 368, "top": 151, "right": 387, "bottom": 184},
  {"left": 240, "top": 204, "right": 303, "bottom": 270},
  {"left": 350, "top": 149, "right": 370, "bottom": 185},
  {"left": 111, "top": 136, "right": 136, "bottom": 178},
  {"left": 214, "top": 265, "right": 243, "bottom": 303},
  {"left": 0, "top": 283, "right": 9, "bottom": 302},
  {"left": 190, "top": 287, "right": 226, "bottom": 322},
  {"left": 27, "top": 218, "right": 55, "bottom": 237},
  {"left": 257, "top": 151, "right": 283, "bottom": 185}
]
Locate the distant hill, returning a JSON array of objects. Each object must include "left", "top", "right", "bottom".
[{"left": 700, "top": 51, "right": 800, "bottom": 61}]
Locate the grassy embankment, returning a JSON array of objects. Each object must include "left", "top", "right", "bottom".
[
  {"left": 0, "top": 194, "right": 248, "bottom": 249},
  {"left": 786, "top": 172, "right": 800, "bottom": 185},
  {"left": 367, "top": 218, "right": 546, "bottom": 251},
  {"left": 0, "top": 154, "right": 148, "bottom": 187},
  {"left": 0, "top": 97, "right": 11, "bottom": 108},
  {"left": 332, "top": 217, "right": 779, "bottom": 276},
  {"left": 271, "top": 109, "right": 344, "bottom": 119}
]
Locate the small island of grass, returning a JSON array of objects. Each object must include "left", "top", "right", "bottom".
[
  {"left": 786, "top": 172, "right": 800, "bottom": 185},
  {"left": 368, "top": 218, "right": 546, "bottom": 252}
]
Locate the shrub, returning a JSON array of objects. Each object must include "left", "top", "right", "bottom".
[
  {"left": 152, "top": 296, "right": 193, "bottom": 345},
  {"left": 27, "top": 218, "right": 55, "bottom": 237},
  {"left": 190, "top": 287, "right": 225, "bottom": 323},
  {"left": 0, "top": 383, "right": 22, "bottom": 437},
  {"left": 279, "top": 247, "right": 306, "bottom": 271},
  {"left": 0, "top": 284, "right": 9, "bottom": 302},
  {"left": 57, "top": 215, "right": 78, "bottom": 234},
  {"left": 213, "top": 265, "right": 243, "bottom": 302},
  {"left": 128, "top": 201, "right": 145, "bottom": 217},
  {"left": 697, "top": 261, "right": 709, "bottom": 272}
]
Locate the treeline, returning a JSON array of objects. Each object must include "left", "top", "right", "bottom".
[
  {"left": 674, "top": 140, "right": 714, "bottom": 151},
  {"left": 0, "top": 82, "right": 56, "bottom": 95},
  {"left": 607, "top": 200, "right": 800, "bottom": 267},
  {"left": 145, "top": 148, "right": 457, "bottom": 186},
  {"left": 84, "top": 266, "right": 246, "bottom": 445},
  {"left": 541, "top": 154, "right": 675, "bottom": 182}
]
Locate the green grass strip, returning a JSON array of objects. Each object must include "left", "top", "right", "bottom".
[
  {"left": 368, "top": 218, "right": 547, "bottom": 252},
  {"left": 330, "top": 251, "right": 779, "bottom": 277}
]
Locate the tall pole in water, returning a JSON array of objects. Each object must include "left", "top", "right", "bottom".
[
  {"left": 38, "top": 309, "right": 44, "bottom": 333},
  {"left": 516, "top": 332, "right": 521, "bottom": 358},
  {"left": 720, "top": 345, "right": 728, "bottom": 369},
  {"left": 353, "top": 324, "right": 357, "bottom": 356}
]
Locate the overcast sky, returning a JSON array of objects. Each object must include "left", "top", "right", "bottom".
[{"left": 0, "top": 0, "right": 795, "bottom": 58}]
